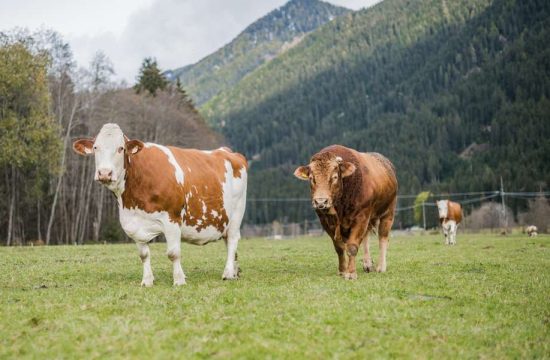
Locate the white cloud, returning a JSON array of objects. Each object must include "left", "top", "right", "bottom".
[{"left": 0, "top": 0, "right": 381, "bottom": 82}]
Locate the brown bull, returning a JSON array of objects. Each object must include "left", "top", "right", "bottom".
[{"left": 294, "top": 145, "right": 398, "bottom": 280}]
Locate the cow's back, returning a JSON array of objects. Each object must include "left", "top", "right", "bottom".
[{"left": 122, "top": 145, "right": 247, "bottom": 235}]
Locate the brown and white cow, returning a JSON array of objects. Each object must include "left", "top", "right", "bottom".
[
  {"left": 294, "top": 145, "right": 398, "bottom": 280},
  {"left": 526, "top": 225, "right": 538, "bottom": 237},
  {"left": 436, "top": 200, "right": 462, "bottom": 245},
  {"left": 73, "top": 123, "right": 248, "bottom": 286}
]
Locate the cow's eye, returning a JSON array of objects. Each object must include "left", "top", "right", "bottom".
[
  {"left": 332, "top": 174, "right": 338, "bottom": 181},
  {"left": 93, "top": 146, "right": 98, "bottom": 151},
  {"left": 117, "top": 146, "right": 124, "bottom": 153}
]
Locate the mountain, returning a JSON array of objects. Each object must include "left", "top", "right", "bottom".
[
  {"left": 166, "top": 0, "right": 350, "bottom": 106},
  {"left": 201, "top": 0, "right": 550, "bottom": 223}
]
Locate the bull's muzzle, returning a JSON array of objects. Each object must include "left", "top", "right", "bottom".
[{"left": 313, "top": 197, "right": 331, "bottom": 210}]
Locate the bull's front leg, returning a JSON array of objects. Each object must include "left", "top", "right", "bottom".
[
  {"left": 343, "top": 215, "right": 370, "bottom": 280},
  {"left": 331, "top": 236, "right": 347, "bottom": 276},
  {"left": 137, "top": 243, "right": 154, "bottom": 287}
]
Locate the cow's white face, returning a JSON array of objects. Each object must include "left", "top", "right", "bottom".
[
  {"left": 73, "top": 123, "right": 144, "bottom": 192},
  {"left": 436, "top": 200, "right": 449, "bottom": 219},
  {"left": 92, "top": 124, "right": 126, "bottom": 184}
]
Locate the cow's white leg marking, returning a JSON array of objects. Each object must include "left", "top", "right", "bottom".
[
  {"left": 165, "top": 223, "right": 186, "bottom": 286},
  {"left": 362, "top": 233, "right": 374, "bottom": 273},
  {"left": 449, "top": 221, "right": 457, "bottom": 245},
  {"left": 137, "top": 243, "right": 154, "bottom": 287},
  {"left": 222, "top": 164, "right": 247, "bottom": 280},
  {"left": 376, "top": 238, "right": 389, "bottom": 273}
]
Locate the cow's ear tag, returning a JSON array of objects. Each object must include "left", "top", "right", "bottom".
[{"left": 293, "top": 166, "right": 310, "bottom": 180}]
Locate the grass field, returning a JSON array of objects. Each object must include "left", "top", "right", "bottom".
[{"left": 0, "top": 233, "right": 549, "bottom": 359}]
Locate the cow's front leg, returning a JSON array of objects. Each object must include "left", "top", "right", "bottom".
[
  {"left": 165, "top": 226, "right": 186, "bottom": 286},
  {"left": 442, "top": 224, "right": 450, "bottom": 245},
  {"left": 137, "top": 243, "right": 154, "bottom": 287}
]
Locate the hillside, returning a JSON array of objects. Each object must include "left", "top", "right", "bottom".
[
  {"left": 202, "top": 0, "right": 550, "bottom": 222},
  {"left": 167, "top": 0, "right": 350, "bottom": 106}
]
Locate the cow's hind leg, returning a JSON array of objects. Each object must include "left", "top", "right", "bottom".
[
  {"left": 165, "top": 225, "right": 186, "bottom": 286},
  {"left": 377, "top": 214, "right": 394, "bottom": 273},
  {"left": 223, "top": 194, "right": 246, "bottom": 280},
  {"left": 362, "top": 232, "right": 374, "bottom": 273},
  {"left": 223, "top": 229, "right": 241, "bottom": 280},
  {"left": 137, "top": 243, "right": 154, "bottom": 287}
]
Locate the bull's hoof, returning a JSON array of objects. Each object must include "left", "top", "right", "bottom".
[
  {"left": 343, "top": 272, "right": 358, "bottom": 280},
  {"left": 363, "top": 264, "right": 375, "bottom": 273}
]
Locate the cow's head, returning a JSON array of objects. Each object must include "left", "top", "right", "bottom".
[
  {"left": 294, "top": 152, "right": 356, "bottom": 211},
  {"left": 436, "top": 200, "right": 449, "bottom": 219},
  {"left": 73, "top": 123, "right": 144, "bottom": 191}
]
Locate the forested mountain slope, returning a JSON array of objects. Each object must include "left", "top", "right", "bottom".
[
  {"left": 167, "top": 0, "right": 350, "bottom": 106},
  {"left": 203, "top": 0, "right": 550, "bottom": 207}
]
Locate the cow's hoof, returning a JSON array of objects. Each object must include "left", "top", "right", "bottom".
[
  {"left": 222, "top": 269, "right": 239, "bottom": 280},
  {"left": 173, "top": 278, "right": 186, "bottom": 286},
  {"left": 363, "top": 264, "right": 375, "bottom": 273},
  {"left": 222, "top": 275, "right": 239, "bottom": 281},
  {"left": 343, "top": 272, "right": 357, "bottom": 280},
  {"left": 141, "top": 278, "right": 154, "bottom": 287},
  {"left": 338, "top": 271, "right": 346, "bottom": 277},
  {"left": 376, "top": 266, "right": 386, "bottom": 273}
]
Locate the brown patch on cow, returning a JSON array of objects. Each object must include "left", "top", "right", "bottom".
[
  {"left": 441, "top": 200, "right": 463, "bottom": 224},
  {"left": 122, "top": 146, "right": 247, "bottom": 233}
]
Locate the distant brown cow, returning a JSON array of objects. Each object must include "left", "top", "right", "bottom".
[
  {"left": 294, "top": 145, "right": 398, "bottom": 280},
  {"left": 436, "top": 200, "right": 462, "bottom": 245}
]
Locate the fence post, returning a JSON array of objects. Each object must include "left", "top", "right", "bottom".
[{"left": 422, "top": 202, "right": 426, "bottom": 230}]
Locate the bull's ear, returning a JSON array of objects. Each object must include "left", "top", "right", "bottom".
[
  {"left": 73, "top": 138, "right": 94, "bottom": 156},
  {"left": 293, "top": 166, "right": 310, "bottom": 180},
  {"left": 126, "top": 140, "right": 145, "bottom": 155},
  {"left": 340, "top": 161, "right": 356, "bottom": 177}
]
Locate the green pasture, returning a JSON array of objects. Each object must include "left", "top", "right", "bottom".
[{"left": 0, "top": 233, "right": 548, "bottom": 359}]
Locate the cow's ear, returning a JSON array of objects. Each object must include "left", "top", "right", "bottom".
[
  {"left": 126, "top": 140, "right": 144, "bottom": 155},
  {"left": 73, "top": 138, "right": 94, "bottom": 156},
  {"left": 340, "top": 161, "right": 356, "bottom": 177},
  {"left": 294, "top": 166, "right": 310, "bottom": 181}
]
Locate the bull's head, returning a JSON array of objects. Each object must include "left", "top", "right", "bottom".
[
  {"left": 73, "top": 123, "right": 144, "bottom": 192},
  {"left": 436, "top": 200, "right": 449, "bottom": 219},
  {"left": 294, "top": 153, "right": 356, "bottom": 211}
]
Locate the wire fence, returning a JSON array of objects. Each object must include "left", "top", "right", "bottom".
[{"left": 241, "top": 190, "right": 550, "bottom": 239}]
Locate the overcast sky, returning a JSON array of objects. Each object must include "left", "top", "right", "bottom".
[{"left": 0, "top": 0, "right": 381, "bottom": 83}]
